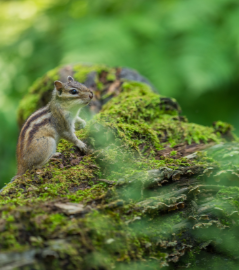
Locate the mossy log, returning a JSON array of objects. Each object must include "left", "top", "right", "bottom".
[{"left": 1, "top": 64, "right": 239, "bottom": 270}]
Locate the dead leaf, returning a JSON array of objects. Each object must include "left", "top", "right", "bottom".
[
  {"left": 70, "top": 158, "right": 82, "bottom": 166},
  {"left": 54, "top": 203, "right": 87, "bottom": 215}
]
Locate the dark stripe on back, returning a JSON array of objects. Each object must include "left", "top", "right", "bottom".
[
  {"left": 27, "top": 117, "right": 51, "bottom": 146},
  {"left": 19, "top": 108, "right": 49, "bottom": 153}
]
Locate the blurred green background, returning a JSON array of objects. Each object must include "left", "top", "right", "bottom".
[{"left": 1, "top": 0, "right": 239, "bottom": 187}]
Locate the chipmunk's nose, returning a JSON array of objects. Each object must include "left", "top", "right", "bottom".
[{"left": 89, "top": 91, "right": 93, "bottom": 99}]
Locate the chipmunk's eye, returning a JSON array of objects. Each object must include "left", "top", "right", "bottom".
[{"left": 70, "top": 89, "right": 78, "bottom": 95}]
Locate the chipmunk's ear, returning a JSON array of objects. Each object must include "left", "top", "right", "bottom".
[
  {"left": 54, "top": 81, "right": 63, "bottom": 93},
  {"left": 67, "top": 76, "right": 74, "bottom": 82}
]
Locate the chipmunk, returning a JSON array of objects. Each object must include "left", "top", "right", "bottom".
[{"left": 15, "top": 75, "right": 93, "bottom": 178}]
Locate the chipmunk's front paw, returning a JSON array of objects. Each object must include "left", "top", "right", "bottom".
[
  {"left": 75, "top": 119, "right": 86, "bottom": 130},
  {"left": 76, "top": 141, "right": 87, "bottom": 153}
]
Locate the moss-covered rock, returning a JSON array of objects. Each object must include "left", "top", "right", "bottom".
[
  {"left": 17, "top": 64, "right": 154, "bottom": 127},
  {"left": 1, "top": 64, "right": 239, "bottom": 269}
]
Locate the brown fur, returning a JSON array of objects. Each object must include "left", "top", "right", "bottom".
[
  {"left": 27, "top": 117, "right": 51, "bottom": 146},
  {"left": 18, "top": 108, "right": 49, "bottom": 156},
  {"left": 16, "top": 76, "right": 93, "bottom": 177}
]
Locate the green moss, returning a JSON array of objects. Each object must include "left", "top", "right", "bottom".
[
  {"left": 29, "top": 66, "right": 60, "bottom": 94},
  {"left": 83, "top": 80, "right": 223, "bottom": 184},
  {"left": 100, "top": 81, "right": 174, "bottom": 122},
  {"left": 217, "top": 186, "right": 239, "bottom": 198},
  {"left": 6, "top": 64, "right": 239, "bottom": 268},
  {"left": 8, "top": 77, "right": 229, "bottom": 209},
  {"left": 97, "top": 81, "right": 221, "bottom": 150},
  {"left": 67, "top": 183, "right": 108, "bottom": 203},
  {"left": 46, "top": 67, "right": 60, "bottom": 82},
  {"left": 18, "top": 93, "right": 40, "bottom": 123},
  {"left": 213, "top": 120, "right": 234, "bottom": 135},
  {"left": 73, "top": 64, "right": 99, "bottom": 83},
  {"left": 33, "top": 213, "right": 68, "bottom": 235},
  {"left": 106, "top": 71, "right": 116, "bottom": 82},
  {"left": 0, "top": 152, "right": 101, "bottom": 206},
  {"left": 0, "top": 232, "right": 23, "bottom": 250},
  {"left": 170, "top": 150, "right": 177, "bottom": 156},
  {"left": 73, "top": 63, "right": 115, "bottom": 84}
]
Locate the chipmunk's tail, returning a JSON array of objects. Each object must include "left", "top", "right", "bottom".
[{"left": 17, "top": 164, "right": 26, "bottom": 176}]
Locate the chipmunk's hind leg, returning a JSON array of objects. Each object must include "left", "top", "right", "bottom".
[{"left": 26, "top": 136, "right": 57, "bottom": 170}]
